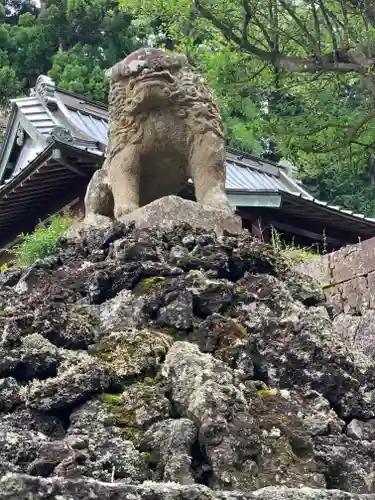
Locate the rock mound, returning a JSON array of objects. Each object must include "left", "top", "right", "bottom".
[{"left": 0, "top": 222, "right": 374, "bottom": 499}]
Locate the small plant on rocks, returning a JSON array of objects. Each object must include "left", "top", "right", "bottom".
[
  {"left": 12, "top": 213, "right": 75, "bottom": 267},
  {"left": 0, "top": 263, "right": 8, "bottom": 272},
  {"left": 270, "top": 227, "right": 319, "bottom": 265}
]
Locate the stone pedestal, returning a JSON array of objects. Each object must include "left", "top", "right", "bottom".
[
  {"left": 66, "top": 196, "right": 242, "bottom": 240},
  {"left": 118, "top": 196, "right": 242, "bottom": 235}
]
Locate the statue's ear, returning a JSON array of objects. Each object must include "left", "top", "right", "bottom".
[{"left": 105, "top": 68, "right": 112, "bottom": 80}]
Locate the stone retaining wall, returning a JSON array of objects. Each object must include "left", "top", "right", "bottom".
[
  {"left": 296, "top": 237, "right": 375, "bottom": 316},
  {"left": 296, "top": 236, "right": 375, "bottom": 353}
]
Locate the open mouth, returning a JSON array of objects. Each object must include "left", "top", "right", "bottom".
[{"left": 128, "top": 69, "right": 175, "bottom": 90}]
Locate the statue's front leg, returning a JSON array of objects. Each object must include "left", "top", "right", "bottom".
[
  {"left": 84, "top": 168, "right": 114, "bottom": 218},
  {"left": 108, "top": 145, "right": 141, "bottom": 219},
  {"left": 189, "top": 132, "right": 233, "bottom": 214}
]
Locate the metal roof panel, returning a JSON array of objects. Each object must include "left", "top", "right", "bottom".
[
  {"left": 14, "top": 97, "right": 56, "bottom": 138},
  {"left": 13, "top": 137, "right": 44, "bottom": 176},
  {"left": 226, "top": 161, "right": 297, "bottom": 194},
  {"left": 67, "top": 110, "right": 108, "bottom": 145}
]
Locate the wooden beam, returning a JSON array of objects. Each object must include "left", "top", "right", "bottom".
[
  {"left": 0, "top": 185, "right": 71, "bottom": 209},
  {"left": 267, "top": 219, "right": 343, "bottom": 246},
  {"left": 52, "top": 148, "right": 91, "bottom": 177},
  {"left": 14, "top": 176, "right": 73, "bottom": 193},
  {"left": 0, "top": 176, "right": 86, "bottom": 210},
  {"left": 4, "top": 174, "right": 73, "bottom": 195}
]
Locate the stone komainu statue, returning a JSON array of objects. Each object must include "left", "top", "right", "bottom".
[{"left": 84, "top": 47, "right": 233, "bottom": 220}]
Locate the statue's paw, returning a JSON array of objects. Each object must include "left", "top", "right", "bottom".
[
  {"left": 114, "top": 203, "right": 140, "bottom": 219},
  {"left": 85, "top": 213, "right": 113, "bottom": 229},
  {"left": 201, "top": 194, "right": 234, "bottom": 215}
]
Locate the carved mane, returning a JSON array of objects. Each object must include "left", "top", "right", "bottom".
[{"left": 106, "top": 53, "right": 224, "bottom": 160}]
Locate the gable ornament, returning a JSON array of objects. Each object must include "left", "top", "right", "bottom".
[{"left": 30, "top": 75, "right": 58, "bottom": 110}]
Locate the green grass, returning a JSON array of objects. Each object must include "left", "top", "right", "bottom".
[
  {"left": 270, "top": 227, "right": 321, "bottom": 265},
  {"left": 12, "top": 213, "right": 74, "bottom": 267}
]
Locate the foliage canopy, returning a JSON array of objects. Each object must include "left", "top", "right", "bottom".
[
  {"left": 118, "top": 0, "right": 375, "bottom": 215},
  {"left": 2, "top": 0, "right": 375, "bottom": 214}
]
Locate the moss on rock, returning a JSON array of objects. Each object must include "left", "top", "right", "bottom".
[
  {"left": 91, "top": 329, "right": 173, "bottom": 380},
  {"left": 101, "top": 376, "right": 170, "bottom": 447},
  {"left": 136, "top": 276, "right": 166, "bottom": 295}
]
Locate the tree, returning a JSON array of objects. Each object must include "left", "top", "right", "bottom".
[
  {"left": 49, "top": 45, "right": 109, "bottom": 102},
  {"left": 47, "top": 1, "right": 138, "bottom": 101},
  {"left": 4, "top": 0, "right": 37, "bottom": 24},
  {"left": 119, "top": 0, "right": 375, "bottom": 215},
  {"left": 0, "top": 0, "right": 139, "bottom": 102}
]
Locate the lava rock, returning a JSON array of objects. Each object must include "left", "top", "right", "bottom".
[
  {"left": 142, "top": 418, "right": 197, "bottom": 484},
  {"left": 21, "top": 357, "right": 113, "bottom": 411},
  {"left": 0, "top": 223, "right": 374, "bottom": 497},
  {"left": 90, "top": 329, "right": 172, "bottom": 380}
]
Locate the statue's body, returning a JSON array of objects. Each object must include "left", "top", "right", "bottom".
[{"left": 85, "top": 47, "right": 233, "bottom": 220}]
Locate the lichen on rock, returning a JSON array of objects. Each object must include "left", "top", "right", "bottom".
[
  {"left": 0, "top": 221, "right": 374, "bottom": 498},
  {"left": 90, "top": 329, "right": 172, "bottom": 380}
]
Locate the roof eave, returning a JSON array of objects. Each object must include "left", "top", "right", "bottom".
[
  {"left": 0, "top": 141, "right": 56, "bottom": 198},
  {"left": 55, "top": 88, "right": 108, "bottom": 111},
  {"left": 279, "top": 191, "right": 375, "bottom": 229}
]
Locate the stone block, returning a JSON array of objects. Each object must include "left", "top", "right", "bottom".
[
  {"left": 294, "top": 253, "right": 331, "bottom": 286},
  {"left": 119, "top": 196, "right": 242, "bottom": 235},
  {"left": 341, "top": 276, "right": 369, "bottom": 315},
  {"left": 330, "top": 237, "right": 375, "bottom": 284},
  {"left": 334, "top": 310, "right": 375, "bottom": 359},
  {"left": 333, "top": 313, "right": 361, "bottom": 345},
  {"left": 324, "top": 284, "right": 344, "bottom": 316},
  {"left": 367, "top": 271, "right": 375, "bottom": 310}
]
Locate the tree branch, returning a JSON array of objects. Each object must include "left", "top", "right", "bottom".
[
  {"left": 346, "top": 0, "right": 375, "bottom": 28},
  {"left": 318, "top": 0, "right": 339, "bottom": 58},
  {"left": 310, "top": 1, "right": 322, "bottom": 55},
  {"left": 303, "top": 109, "right": 375, "bottom": 153},
  {"left": 279, "top": 0, "right": 320, "bottom": 56},
  {"left": 241, "top": 0, "right": 251, "bottom": 46},
  {"left": 251, "top": 12, "right": 274, "bottom": 49},
  {"left": 194, "top": 0, "right": 369, "bottom": 74}
]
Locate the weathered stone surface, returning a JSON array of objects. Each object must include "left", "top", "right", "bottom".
[
  {"left": 90, "top": 329, "right": 172, "bottom": 380},
  {"left": 85, "top": 47, "right": 233, "bottom": 221},
  {"left": 0, "top": 269, "right": 22, "bottom": 288},
  {"left": 119, "top": 196, "right": 242, "bottom": 236},
  {"left": 347, "top": 419, "right": 375, "bottom": 441},
  {"left": 21, "top": 357, "right": 113, "bottom": 411},
  {"left": 0, "top": 377, "right": 21, "bottom": 411},
  {"left": 254, "top": 487, "right": 375, "bottom": 499},
  {"left": 1, "top": 474, "right": 374, "bottom": 499},
  {"left": 163, "top": 341, "right": 261, "bottom": 490},
  {"left": 0, "top": 473, "right": 256, "bottom": 500},
  {"left": 143, "top": 418, "right": 197, "bottom": 484},
  {"left": 294, "top": 253, "right": 331, "bottom": 286},
  {"left": 367, "top": 271, "right": 375, "bottom": 310},
  {"left": 294, "top": 238, "right": 375, "bottom": 319},
  {"left": 324, "top": 284, "right": 344, "bottom": 317},
  {"left": 163, "top": 342, "right": 327, "bottom": 491},
  {"left": 98, "top": 290, "right": 147, "bottom": 332},
  {"left": 118, "top": 379, "right": 170, "bottom": 430},
  {"left": 314, "top": 434, "right": 375, "bottom": 493},
  {"left": 284, "top": 271, "right": 326, "bottom": 307},
  {"left": 333, "top": 310, "right": 375, "bottom": 359},
  {"left": 329, "top": 243, "right": 371, "bottom": 284},
  {"left": 59, "top": 399, "right": 148, "bottom": 482},
  {"left": 1, "top": 222, "right": 375, "bottom": 498},
  {"left": 341, "top": 276, "right": 369, "bottom": 314}
]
